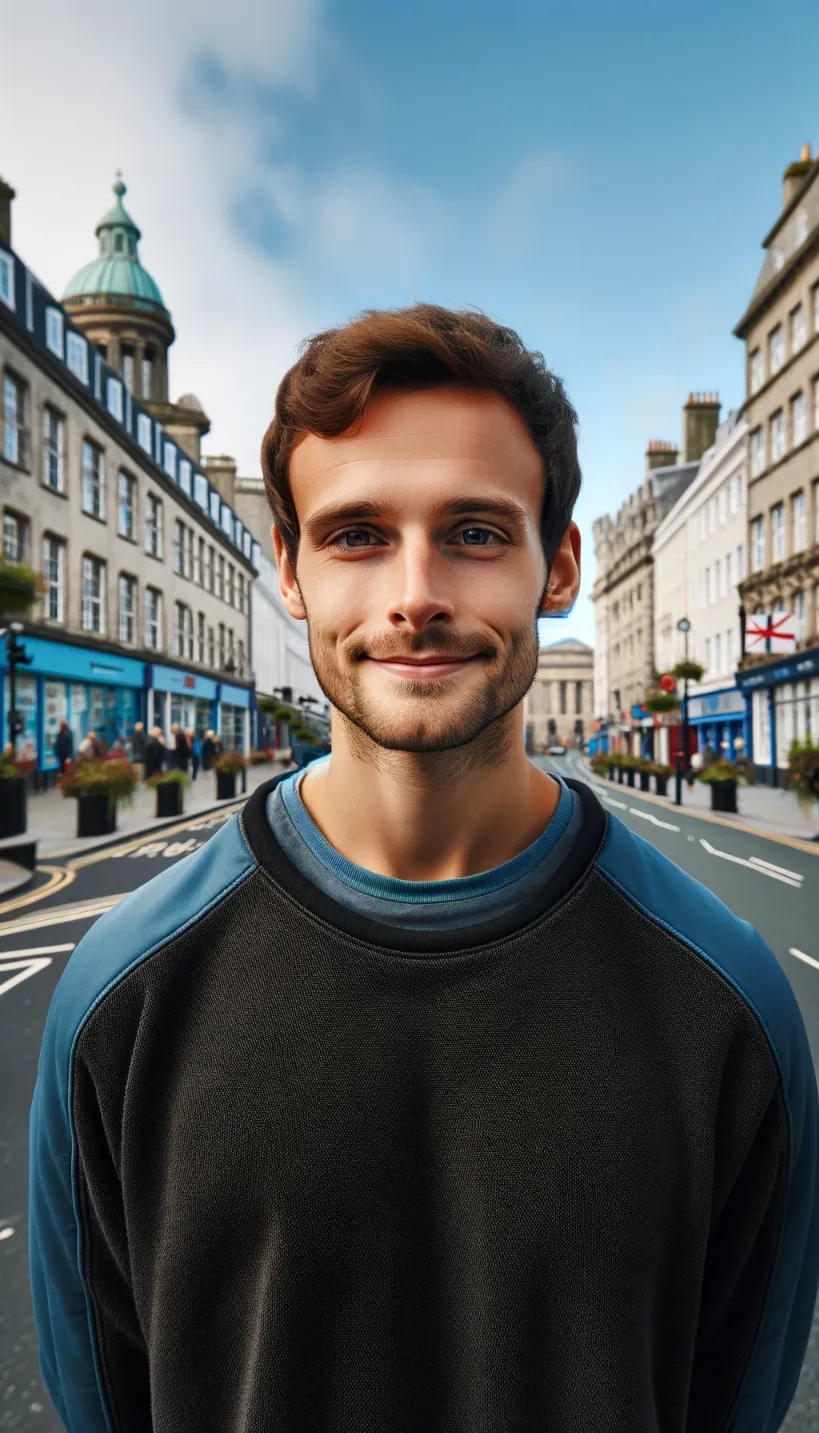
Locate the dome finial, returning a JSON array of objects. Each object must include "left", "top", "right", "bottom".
[{"left": 113, "top": 170, "right": 126, "bottom": 199}]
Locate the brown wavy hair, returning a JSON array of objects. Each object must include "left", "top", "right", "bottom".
[{"left": 260, "top": 302, "right": 581, "bottom": 574}]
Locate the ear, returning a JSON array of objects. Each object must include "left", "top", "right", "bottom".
[
  {"left": 271, "top": 523, "right": 307, "bottom": 621},
  {"left": 540, "top": 522, "right": 581, "bottom": 617}
]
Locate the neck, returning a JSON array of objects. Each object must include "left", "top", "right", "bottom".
[{"left": 297, "top": 735, "right": 562, "bottom": 882}]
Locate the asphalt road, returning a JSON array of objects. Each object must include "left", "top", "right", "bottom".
[{"left": 2, "top": 772, "right": 818, "bottom": 1430}]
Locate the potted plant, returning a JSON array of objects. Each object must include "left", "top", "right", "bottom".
[
  {"left": 697, "top": 758, "right": 745, "bottom": 814},
  {"left": 621, "top": 755, "right": 641, "bottom": 788},
  {"left": 637, "top": 761, "right": 652, "bottom": 793},
  {"left": 0, "top": 558, "right": 45, "bottom": 617},
  {"left": 604, "top": 753, "right": 619, "bottom": 780},
  {"left": 647, "top": 761, "right": 673, "bottom": 797},
  {"left": 214, "top": 749, "right": 247, "bottom": 800},
  {"left": 0, "top": 744, "right": 27, "bottom": 839},
  {"left": 672, "top": 660, "right": 706, "bottom": 684},
  {"left": 59, "top": 755, "right": 138, "bottom": 837},
  {"left": 147, "top": 767, "right": 190, "bottom": 819},
  {"left": 643, "top": 690, "right": 682, "bottom": 715},
  {"left": 589, "top": 754, "right": 609, "bottom": 777},
  {"left": 787, "top": 740, "right": 819, "bottom": 811}
]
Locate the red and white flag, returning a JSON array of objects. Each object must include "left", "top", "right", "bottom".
[{"left": 746, "top": 611, "right": 795, "bottom": 654}]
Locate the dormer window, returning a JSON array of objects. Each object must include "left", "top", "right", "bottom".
[{"left": 114, "top": 232, "right": 124, "bottom": 254}]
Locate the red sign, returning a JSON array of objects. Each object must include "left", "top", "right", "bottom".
[
  {"left": 659, "top": 673, "right": 676, "bottom": 693},
  {"left": 184, "top": 675, "right": 196, "bottom": 690}
]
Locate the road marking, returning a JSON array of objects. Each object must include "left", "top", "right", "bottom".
[
  {"left": 601, "top": 795, "right": 629, "bottom": 809},
  {"left": 790, "top": 948, "right": 819, "bottom": 972},
  {"left": 0, "top": 948, "right": 75, "bottom": 998},
  {"left": 748, "top": 856, "right": 804, "bottom": 883},
  {"left": 0, "top": 894, "right": 124, "bottom": 938},
  {"left": 700, "top": 839, "right": 803, "bottom": 887},
  {"left": 65, "top": 804, "right": 239, "bottom": 868},
  {"left": 0, "top": 864, "right": 75, "bottom": 916},
  {"left": 628, "top": 809, "right": 681, "bottom": 832}
]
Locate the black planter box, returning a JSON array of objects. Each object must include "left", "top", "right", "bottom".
[
  {"left": 638, "top": 771, "right": 651, "bottom": 792},
  {"left": 0, "top": 777, "right": 27, "bottom": 839},
  {"left": 607, "top": 765, "right": 616, "bottom": 780},
  {"left": 617, "top": 768, "right": 625, "bottom": 784},
  {"left": 625, "top": 769, "right": 635, "bottom": 787},
  {"left": 77, "top": 792, "right": 117, "bottom": 838},
  {"left": 655, "top": 776, "right": 669, "bottom": 797},
  {"left": 216, "top": 771, "right": 237, "bottom": 800},
  {"left": 710, "top": 780, "right": 738, "bottom": 813},
  {"left": 156, "top": 782, "right": 183, "bottom": 818}
]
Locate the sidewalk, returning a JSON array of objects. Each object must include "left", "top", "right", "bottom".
[
  {"left": 590, "top": 765, "right": 819, "bottom": 843},
  {"left": 18, "top": 759, "right": 295, "bottom": 860}
]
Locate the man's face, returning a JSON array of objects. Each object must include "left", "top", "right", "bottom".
[{"left": 273, "top": 386, "right": 580, "bottom": 758}]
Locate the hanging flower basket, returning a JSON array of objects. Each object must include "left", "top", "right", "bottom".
[
  {"left": 0, "top": 560, "right": 45, "bottom": 616},
  {"left": 672, "top": 660, "right": 706, "bottom": 683},
  {"left": 643, "top": 691, "right": 682, "bottom": 714}
]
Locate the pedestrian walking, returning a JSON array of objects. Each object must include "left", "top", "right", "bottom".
[
  {"left": 170, "top": 723, "right": 190, "bottom": 773},
  {"left": 53, "top": 720, "right": 74, "bottom": 773},
  {"left": 77, "top": 732, "right": 99, "bottom": 759},
  {"left": 201, "top": 729, "right": 216, "bottom": 772},
  {"left": 189, "top": 729, "right": 202, "bottom": 780},
  {"left": 142, "top": 726, "right": 165, "bottom": 781},
  {"left": 30, "top": 300, "right": 819, "bottom": 1433}
]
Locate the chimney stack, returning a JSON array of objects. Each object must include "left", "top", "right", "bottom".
[
  {"left": 682, "top": 392, "right": 720, "bottom": 463},
  {"left": 782, "top": 143, "right": 813, "bottom": 208},
  {"left": 644, "top": 439, "right": 678, "bottom": 479},
  {"left": 0, "top": 176, "right": 15, "bottom": 248},
  {"left": 201, "top": 454, "right": 237, "bottom": 507}
]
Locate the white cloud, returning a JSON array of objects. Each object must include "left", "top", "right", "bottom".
[{"left": 484, "top": 151, "right": 572, "bottom": 259}]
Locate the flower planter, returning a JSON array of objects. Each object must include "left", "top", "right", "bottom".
[
  {"left": 655, "top": 776, "right": 669, "bottom": 797},
  {"left": 607, "top": 765, "right": 616, "bottom": 780},
  {"left": 77, "top": 792, "right": 117, "bottom": 838},
  {"left": 216, "top": 771, "right": 237, "bottom": 800},
  {"left": 710, "top": 780, "right": 738, "bottom": 814},
  {"left": 625, "top": 769, "right": 635, "bottom": 788},
  {"left": 0, "top": 776, "right": 27, "bottom": 838},
  {"left": 638, "top": 771, "right": 651, "bottom": 792},
  {"left": 156, "top": 783, "right": 183, "bottom": 818},
  {"left": 617, "top": 768, "right": 625, "bottom": 784}
]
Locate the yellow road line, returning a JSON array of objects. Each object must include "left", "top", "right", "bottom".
[{"left": 0, "top": 864, "right": 75, "bottom": 917}]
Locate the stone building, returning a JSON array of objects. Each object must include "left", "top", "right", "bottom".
[
  {"left": 592, "top": 396, "right": 717, "bottom": 753},
  {"left": 733, "top": 142, "right": 819, "bottom": 780},
  {"left": 523, "top": 638, "right": 594, "bottom": 752},
  {"left": 0, "top": 176, "right": 257, "bottom": 764}
]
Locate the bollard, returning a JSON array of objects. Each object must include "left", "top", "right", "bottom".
[{"left": 674, "top": 753, "right": 683, "bottom": 807}]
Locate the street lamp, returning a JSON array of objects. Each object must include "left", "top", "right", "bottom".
[{"left": 676, "top": 617, "right": 691, "bottom": 772}]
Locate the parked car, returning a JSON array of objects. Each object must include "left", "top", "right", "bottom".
[{"left": 547, "top": 744, "right": 567, "bottom": 756}]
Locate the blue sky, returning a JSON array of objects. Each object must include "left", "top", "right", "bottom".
[{"left": 5, "top": 0, "right": 819, "bottom": 646}]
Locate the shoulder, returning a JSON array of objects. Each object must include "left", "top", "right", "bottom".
[
  {"left": 594, "top": 813, "right": 809, "bottom": 1094},
  {"left": 39, "top": 814, "right": 258, "bottom": 1070}
]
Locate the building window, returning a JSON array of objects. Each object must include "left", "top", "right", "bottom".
[
  {"left": 237, "top": 639, "right": 245, "bottom": 678},
  {"left": 173, "top": 519, "right": 184, "bottom": 575},
  {"left": 714, "top": 633, "right": 722, "bottom": 673},
  {"left": 194, "top": 472, "right": 209, "bottom": 510},
  {"left": 769, "top": 324, "right": 784, "bottom": 374},
  {"left": 793, "top": 490, "right": 807, "bottom": 551},
  {"left": 704, "top": 637, "right": 711, "bottom": 671},
  {"left": 226, "top": 562, "right": 235, "bottom": 607},
  {"left": 792, "top": 391, "right": 807, "bottom": 447},
  {"left": 729, "top": 471, "right": 740, "bottom": 513},
  {"left": 714, "top": 558, "right": 722, "bottom": 598},
  {"left": 106, "top": 377, "right": 124, "bottom": 422},
  {"left": 3, "top": 510, "right": 27, "bottom": 562},
  {"left": 137, "top": 413, "right": 152, "bottom": 454},
  {"left": 218, "top": 622, "right": 226, "bottom": 668},
  {"left": 0, "top": 251, "right": 14, "bottom": 309},
  {"left": 81, "top": 440, "right": 105, "bottom": 519},
  {"left": 718, "top": 486, "right": 727, "bottom": 525},
  {"left": 183, "top": 525, "right": 193, "bottom": 580},
  {"left": 704, "top": 567, "right": 711, "bottom": 605},
  {"left": 194, "top": 536, "right": 204, "bottom": 586},
  {"left": 727, "top": 628, "right": 735, "bottom": 670},
  {"left": 770, "top": 410, "right": 785, "bottom": 463},
  {"left": 118, "top": 470, "right": 136, "bottom": 540},
  {"left": 574, "top": 680, "right": 582, "bottom": 715},
  {"left": 749, "top": 348, "right": 764, "bottom": 394},
  {"left": 3, "top": 371, "right": 29, "bottom": 467},
  {"left": 42, "top": 535, "right": 65, "bottom": 622},
  {"left": 144, "top": 587, "right": 161, "bottom": 650},
  {"left": 210, "top": 490, "right": 221, "bottom": 525},
  {"left": 208, "top": 626, "right": 215, "bottom": 668},
  {"left": 43, "top": 406, "right": 65, "bottom": 490},
  {"left": 175, "top": 602, "right": 186, "bottom": 659},
  {"left": 216, "top": 554, "right": 224, "bottom": 601},
  {"left": 559, "top": 681, "right": 567, "bottom": 715},
  {"left": 752, "top": 518, "right": 764, "bottom": 572},
  {"left": 725, "top": 550, "right": 733, "bottom": 589},
  {"left": 790, "top": 303, "right": 806, "bottom": 353},
  {"left": 772, "top": 503, "right": 785, "bottom": 561},
  {"left": 141, "top": 348, "right": 154, "bottom": 401},
  {"left": 206, "top": 544, "right": 215, "bottom": 592},
  {"left": 794, "top": 589, "right": 806, "bottom": 641},
  {"left": 118, "top": 573, "right": 136, "bottom": 644},
  {"left": 145, "top": 493, "right": 163, "bottom": 558},
  {"left": 122, "top": 346, "right": 135, "bottom": 392},
  {"left": 163, "top": 442, "right": 177, "bottom": 481},
  {"left": 751, "top": 427, "right": 764, "bottom": 477},
  {"left": 197, "top": 611, "right": 206, "bottom": 664},
  {"left": 237, "top": 572, "right": 245, "bottom": 614},
  {"left": 66, "top": 331, "right": 88, "bottom": 384},
  {"left": 179, "top": 459, "right": 192, "bottom": 497},
  {"left": 45, "top": 306, "right": 64, "bottom": 358},
  {"left": 81, "top": 555, "right": 105, "bottom": 634}
]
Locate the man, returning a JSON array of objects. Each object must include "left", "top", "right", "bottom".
[
  {"left": 171, "top": 722, "right": 190, "bottom": 774},
  {"left": 29, "top": 304, "right": 819, "bottom": 1432},
  {"left": 188, "top": 728, "right": 201, "bottom": 780},
  {"left": 53, "top": 720, "right": 73, "bottom": 773},
  {"left": 142, "top": 725, "right": 165, "bottom": 782}
]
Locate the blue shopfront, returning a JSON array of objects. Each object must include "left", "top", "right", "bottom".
[
  {"left": 736, "top": 646, "right": 819, "bottom": 784},
  {"left": 685, "top": 686, "right": 750, "bottom": 760},
  {"left": 147, "top": 666, "right": 251, "bottom": 750},
  {"left": 0, "top": 635, "right": 146, "bottom": 771}
]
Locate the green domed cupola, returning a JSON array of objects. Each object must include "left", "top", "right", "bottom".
[{"left": 62, "top": 173, "right": 167, "bottom": 314}]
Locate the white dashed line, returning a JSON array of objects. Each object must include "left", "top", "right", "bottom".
[
  {"left": 748, "top": 856, "right": 804, "bottom": 883},
  {"left": 628, "top": 808, "right": 681, "bottom": 832},
  {"left": 601, "top": 795, "right": 629, "bottom": 809},
  {"left": 700, "top": 839, "right": 803, "bottom": 887},
  {"left": 790, "top": 948, "right": 819, "bottom": 972}
]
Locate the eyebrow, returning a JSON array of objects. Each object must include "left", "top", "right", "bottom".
[{"left": 302, "top": 495, "right": 529, "bottom": 540}]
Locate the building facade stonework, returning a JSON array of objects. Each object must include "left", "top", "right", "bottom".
[
  {"left": 733, "top": 142, "right": 819, "bottom": 777},
  {"left": 523, "top": 638, "right": 594, "bottom": 752}
]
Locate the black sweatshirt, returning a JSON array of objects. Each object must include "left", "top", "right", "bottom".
[{"left": 29, "top": 774, "right": 819, "bottom": 1432}]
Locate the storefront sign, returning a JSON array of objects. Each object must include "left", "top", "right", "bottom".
[
  {"left": 687, "top": 688, "right": 747, "bottom": 719},
  {"left": 150, "top": 664, "right": 218, "bottom": 700},
  {"left": 738, "top": 647, "right": 819, "bottom": 690}
]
